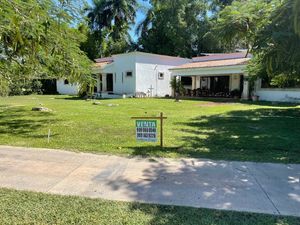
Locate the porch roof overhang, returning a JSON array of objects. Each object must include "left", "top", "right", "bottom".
[
  {"left": 170, "top": 57, "right": 250, "bottom": 76},
  {"left": 170, "top": 64, "right": 248, "bottom": 77}
]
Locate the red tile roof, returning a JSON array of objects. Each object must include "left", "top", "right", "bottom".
[
  {"left": 94, "top": 57, "right": 113, "bottom": 63},
  {"left": 172, "top": 58, "right": 250, "bottom": 70},
  {"left": 94, "top": 61, "right": 112, "bottom": 68},
  {"left": 94, "top": 57, "right": 114, "bottom": 69},
  {"left": 192, "top": 52, "right": 251, "bottom": 62}
]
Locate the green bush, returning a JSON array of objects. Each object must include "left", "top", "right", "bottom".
[
  {"left": 8, "top": 79, "right": 43, "bottom": 96},
  {"left": 0, "top": 78, "right": 10, "bottom": 96}
]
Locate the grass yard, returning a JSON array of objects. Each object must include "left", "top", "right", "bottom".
[
  {"left": 0, "top": 188, "right": 299, "bottom": 225},
  {"left": 0, "top": 95, "right": 300, "bottom": 163}
]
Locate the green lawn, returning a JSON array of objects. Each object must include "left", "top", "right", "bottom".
[
  {"left": 0, "top": 188, "right": 299, "bottom": 225},
  {"left": 0, "top": 95, "right": 300, "bottom": 163}
]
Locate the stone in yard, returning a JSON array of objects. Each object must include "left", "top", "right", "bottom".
[
  {"left": 107, "top": 104, "right": 119, "bottom": 107},
  {"left": 93, "top": 102, "right": 102, "bottom": 105},
  {"left": 32, "top": 107, "right": 50, "bottom": 112}
]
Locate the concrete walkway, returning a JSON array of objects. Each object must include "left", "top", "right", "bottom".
[{"left": 0, "top": 146, "right": 299, "bottom": 217}]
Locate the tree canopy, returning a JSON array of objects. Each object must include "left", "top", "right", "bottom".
[
  {"left": 0, "top": 0, "right": 92, "bottom": 95},
  {"left": 83, "top": 0, "right": 138, "bottom": 58},
  {"left": 247, "top": 0, "right": 300, "bottom": 88},
  {"left": 215, "top": 0, "right": 279, "bottom": 56},
  {"left": 136, "top": 0, "right": 230, "bottom": 57}
]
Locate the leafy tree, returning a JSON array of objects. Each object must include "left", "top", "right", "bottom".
[
  {"left": 215, "top": 0, "right": 279, "bottom": 56},
  {"left": 85, "top": 0, "right": 138, "bottom": 58},
  {"left": 0, "top": 0, "right": 92, "bottom": 96},
  {"left": 248, "top": 0, "right": 300, "bottom": 88},
  {"left": 210, "top": 0, "right": 234, "bottom": 13},
  {"left": 136, "top": 0, "right": 225, "bottom": 58}
]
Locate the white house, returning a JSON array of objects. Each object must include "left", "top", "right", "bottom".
[
  {"left": 92, "top": 51, "right": 191, "bottom": 97},
  {"left": 57, "top": 51, "right": 190, "bottom": 97},
  {"left": 56, "top": 51, "right": 300, "bottom": 102}
]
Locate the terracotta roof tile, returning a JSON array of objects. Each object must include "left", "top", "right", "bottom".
[
  {"left": 172, "top": 58, "right": 250, "bottom": 70},
  {"left": 94, "top": 61, "right": 112, "bottom": 68},
  {"left": 94, "top": 57, "right": 113, "bottom": 63},
  {"left": 192, "top": 52, "right": 251, "bottom": 62}
]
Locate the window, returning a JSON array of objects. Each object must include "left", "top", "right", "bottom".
[
  {"left": 64, "top": 79, "right": 69, "bottom": 85},
  {"left": 158, "top": 72, "right": 164, "bottom": 80},
  {"left": 126, "top": 71, "right": 133, "bottom": 77}
]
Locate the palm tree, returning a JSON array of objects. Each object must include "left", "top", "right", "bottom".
[
  {"left": 136, "top": 8, "right": 155, "bottom": 37},
  {"left": 86, "top": 0, "right": 138, "bottom": 40}
]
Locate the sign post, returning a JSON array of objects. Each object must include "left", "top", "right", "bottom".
[
  {"left": 160, "top": 112, "right": 164, "bottom": 147},
  {"left": 131, "top": 112, "right": 167, "bottom": 147}
]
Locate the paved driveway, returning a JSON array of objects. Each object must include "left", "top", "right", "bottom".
[{"left": 0, "top": 146, "right": 299, "bottom": 217}]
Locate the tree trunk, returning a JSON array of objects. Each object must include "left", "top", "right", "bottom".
[{"left": 175, "top": 92, "right": 180, "bottom": 102}]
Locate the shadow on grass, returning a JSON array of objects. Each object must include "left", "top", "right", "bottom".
[
  {"left": 0, "top": 105, "right": 57, "bottom": 138},
  {"left": 127, "top": 107, "right": 300, "bottom": 163},
  {"left": 178, "top": 97, "right": 300, "bottom": 107},
  {"left": 54, "top": 96, "right": 83, "bottom": 101}
]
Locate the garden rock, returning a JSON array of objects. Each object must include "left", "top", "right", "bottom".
[
  {"left": 107, "top": 104, "right": 119, "bottom": 107},
  {"left": 32, "top": 107, "right": 50, "bottom": 112}
]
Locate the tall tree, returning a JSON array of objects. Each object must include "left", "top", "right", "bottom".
[
  {"left": 215, "top": 0, "right": 280, "bottom": 56},
  {"left": 0, "top": 0, "right": 92, "bottom": 95},
  {"left": 248, "top": 0, "right": 300, "bottom": 88},
  {"left": 136, "top": 0, "right": 224, "bottom": 57},
  {"left": 85, "top": 0, "right": 138, "bottom": 58}
]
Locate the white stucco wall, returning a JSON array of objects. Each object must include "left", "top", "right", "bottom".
[
  {"left": 112, "top": 54, "right": 136, "bottom": 95},
  {"left": 56, "top": 79, "right": 80, "bottom": 95},
  {"left": 98, "top": 52, "right": 190, "bottom": 96},
  {"left": 255, "top": 89, "right": 300, "bottom": 102},
  {"left": 135, "top": 53, "right": 191, "bottom": 96}
]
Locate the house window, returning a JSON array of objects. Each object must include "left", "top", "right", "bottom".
[
  {"left": 126, "top": 71, "right": 133, "bottom": 77},
  {"left": 158, "top": 72, "right": 164, "bottom": 80},
  {"left": 64, "top": 79, "right": 69, "bottom": 85}
]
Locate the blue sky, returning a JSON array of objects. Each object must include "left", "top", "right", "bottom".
[{"left": 86, "top": 0, "right": 150, "bottom": 41}]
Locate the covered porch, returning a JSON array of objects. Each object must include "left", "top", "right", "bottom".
[
  {"left": 170, "top": 60, "right": 250, "bottom": 99},
  {"left": 92, "top": 58, "right": 117, "bottom": 98},
  {"left": 180, "top": 74, "right": 243, "bottom": 98}
]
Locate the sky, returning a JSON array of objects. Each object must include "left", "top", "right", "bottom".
[{"left": 86, "top": 0, "right": 150, "bottom": 42}]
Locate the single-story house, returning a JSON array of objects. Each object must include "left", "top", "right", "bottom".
[
  {"left": 57, "top": 51, "right": 190, "bottom": 97},
  {"left": 92, "top": 51, "right": 191, "bottom": 98},
  {"left": 56, "top": 51, "right": 300, "bottom": 102}
]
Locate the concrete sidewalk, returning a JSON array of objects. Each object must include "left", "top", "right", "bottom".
[{"left": 0, "top": 146, "right": 299, "bottom": 217}]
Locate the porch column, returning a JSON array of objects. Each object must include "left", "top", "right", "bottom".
[
  {"left": 192, "top": 76, "right": 196, "bottom": 89},
  {"left": 102, "top": 74, "right": 107, "bottom": 92},
  {"left": 241, "top": 79, "right": 250, "bottom": 100},
  {"left": 96, "top": 74, "right": 101, "bottom": 92},
  {"left": 196, "top": 77, "right": 201, "bottom": 89}
]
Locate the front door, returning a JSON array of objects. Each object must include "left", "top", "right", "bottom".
[{"left": 106, "top": 74, "right": 113, "bottom": 92}]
